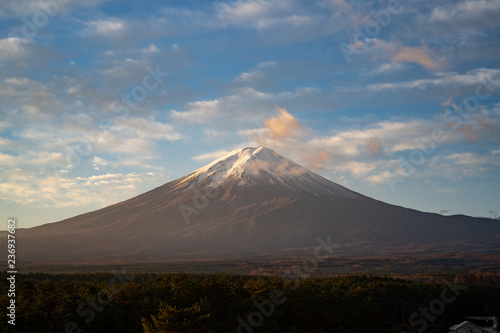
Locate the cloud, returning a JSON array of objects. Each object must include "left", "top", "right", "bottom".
[
  {"left": 92, "top": 156, "right": 107, "bottom": 170},
  {"left": 0, "top": 37, "right": 31, "bottom": 62},
  {"left": 428, "top": 0, "right": 500, "bottom": 27},
  {"left": 83, "top": 18, "right": 129, "bottom": 39},
  {"left": 215, "top": 0, "right": 301, "bottom": 29},
  {"left": 88, "top": 19, "right": 126, "bottom": 34},
  {"left": 342, "top": 39, "right": 443, "bottom": 73},
  {"left": 368, "top": 62, "right": 407, "bottom": 76},
  {"left": 236, "top": 70, "right": 265, "bottom": 82},
  {"left": 141, "top": 44, "right": 160, "bottom": 54},
  {"left": 457, "top": 125, "right": 478, "bottom": 141},
  {"left": 334, "top": 160, "right": 380, "bottom": 177},
  {"left": 309, "top": 120, "right": 438, "bottom": 156},
  {"left": 170, "top": 85, "right": 322, "bottom": 126},
  {"left": 171, "top": 100, "right": 220, "bottom": 124},
  {"left": 0, "top": 151, "right": 64, "bottom": 167},
  {"left": 445, "top": 152, "right": 489, "bottom": 166},
  {"left": 337, "top": 68, "right": 500, "bottom": 92},
  {"left": 0, "top": 76, "right": 61, "bottom": 117},
  {"left": 251, "top": 106, "right": 333, "bottom": 170},
  {"left": 367, "top": 136, "right": 381, "bottom": 155},
  {"left": 193, "top": 149, "right": 232, "bottom": 161},
  {"left": 247, "top": 158, "right": 270, "bottom": 175},
  {"left": 6, "top": 113, "right": 182, "bottom": 180},
  {"left": 316, "top": 0, "right": 367, "bottom": 26},
  {"left": 0, "top": 171, "right": 166, "bottom": 208},
  {"left": 421, "top": 151, "right": 500, "bottom": 181},
  {"left": 0, "top": 0, "right": 109, "bottom": 18},
  {"left": 111, "top": 116, "right": 181, "bottom": 142},
  {"left": 365, "top": 170, "right": 394, "bottom": 185},
  {"left": 391, "top": 44, "right": 442, "bottom": 70},
  {"left": 302, "top": 149, "right": 331, "bottom": 170},
  {"left": 232, "top": 60, "right": 281, "bottom": 89},
  {"left": 261, "top": 106, "right": 304, "bottom": 139},
  {"left": 208, "top": 0, "right": 344, "bottom": 42}
]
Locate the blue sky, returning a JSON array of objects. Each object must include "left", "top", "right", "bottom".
[{"left": 1, "top": 0, "right": 499, "bottom": 229}]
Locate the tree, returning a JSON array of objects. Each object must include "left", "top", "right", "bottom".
[{"left": 142, "top": 298, "right": 212, "bottom": 333}]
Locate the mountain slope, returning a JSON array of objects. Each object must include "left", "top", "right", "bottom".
[{"left": 15, "top": 147, "right": 500, "bottom": 264}]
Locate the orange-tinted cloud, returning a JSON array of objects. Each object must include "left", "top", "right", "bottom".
[
  {"left": 458, "top": 125, "right": 477, "bottom": 141},
  {"left": 392, "top": 44, "right": 441, "bottom": 70},
  {"left": 255, "top": 106, "right": 332, "bottom": 171},
  {"left": 366, "top": 136, "right": 381, "bottom": 155},
  {"left": 263, "top": 106, "right": 304, "bottom": 139},
  {"left": 303, "top": 149, "right": 331, "bottom": 170},
  {"left": 477, "top": 115, "right": 493, "bottom": 133}
]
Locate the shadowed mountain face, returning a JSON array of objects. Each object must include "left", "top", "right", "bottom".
[{"left": 15, "top": 147, "right": 500, "bottom": 264}]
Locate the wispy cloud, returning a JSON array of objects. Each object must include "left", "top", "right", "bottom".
[
  {"left": 0, "top": 37, "right": 31, "bottom": 61},
  {"left": 0, "top": 0, "right": 109, "bottom": 18},
  {"left": 215, "top": 0, "right": 303, "bottom": 29},
  {"left": 429, "top": 0, "right": 500, "bottom": 26},
  {"left": 336, "top": 68, "right": 500, "bottom": 92},
  {"left": 258, "top": 106, "right": 304, "bottom": 139},
  {"left": 85, "top": 19, "right": 127, "bottom": 36},
  {"left": 171, "top": 100, "right": 220, "bottom": 124},
  {"left": 193, "top": 149, "right": 232, "bottom": 161},
  {"left": 0, "top": 76, "right": 61, "bottom": 118},
  {"left": 391, "top": 44, "right": 442, "bottom": 70},
  {"left": 0, "top": 170, "right": 165, "bottom": 208}
]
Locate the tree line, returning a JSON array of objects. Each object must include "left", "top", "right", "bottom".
[{"left": 0, "top": 271, "right": 499, "bottom": 332}]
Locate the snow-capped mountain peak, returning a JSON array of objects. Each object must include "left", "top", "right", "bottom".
[{"left": 177, "top": 146, "right": 360, "bottom": 198}]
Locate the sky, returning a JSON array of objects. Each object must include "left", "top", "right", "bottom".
[{"left": 0, "top": 0, "right": 499, "bottom": 229}]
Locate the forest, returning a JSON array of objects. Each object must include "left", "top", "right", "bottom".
[{"left": 1, "top": 271, "right": 499, "bottom": 333}]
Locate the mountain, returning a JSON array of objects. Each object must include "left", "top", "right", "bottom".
[{"left": 14, "top": 147, "right": 500, "bottom": 264}]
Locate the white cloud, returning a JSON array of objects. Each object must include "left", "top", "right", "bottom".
[
  {"left": 8, "top": 114, "right": 181, "bottom": 179},
  {"left": 0, "top": 171, "right": 166, "bottom": 208},
  {"left": 0, "top": 120, "right": 10, "bottom": 131},
  {"left": 308, "top": 120, "right": 444, "bottom": 158},
  {"left": 171, "top": 100, "right": 220, "bottom": 124},
  {"left": 429, "top": 0, "right": 500, "bottom": 25},
  {"left": 391, "top": 44, "right": 442, "bottom": 70},
  {"left": 334, "top": 160, "right": 379, "bottom": 177},
  {"left": 0, "top": 77, "right": 60, "bottom": 117},
  {"left": 336, "top": 68, "right": 500, "bottom": 92},
  {"left": 215, "top": 0, "right": 298, "bottom": 29},
  {"left": 171, "top": 85, "right": 322, "bottom": 126},
  {"left": 92, "top": 156, "right": 107, "bottom": 170},
  {"left": 0, "top": 151, "right": 64, "bottom": 167},
  {"left": 316, "top": 0, "right": 368, "bottom": 26},
  {"left": 0, "top": 0, "right": 109, "bottom": 18},
  {"left": 368, "top": 63, "right": 407, "bottom": 76},
  {"left": 0, "top": 137, "right": 11, "bottom": 147},
  {"left": 236, "top": 70, "right": 265, "bottom": 82},
  {"left": 111, "top": 116, "right": 182, "bottom": 142},
  {"left": 193, "top": 149, "right": 233, "bottom": 161},
  {"left": 423, "top": 152, "right": 500, "bottom": 180},
  {"left": 142, "top": 44, "right": 160, "bottom": 53},
  {"left": 235, "top": 61, "right": 276, "bottom": 83},
  {"left": 85, "top": 19, "right": 127, "bottom": 37},
  {"left": 445, "top": 152, "right": 490, "bottom": 166},
  {"left": 0, "top": 37, "right": 31, "bottom": 62}
]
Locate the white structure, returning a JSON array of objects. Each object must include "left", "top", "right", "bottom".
[
  {"left": 449, "top": 321, "right": 482, "bottom": 333},
  {"left": 449, "top": 316, "right": 498, "bottom": 333},
  {"left": 465, "top": 316, "right": 498, "bottom": 333}
]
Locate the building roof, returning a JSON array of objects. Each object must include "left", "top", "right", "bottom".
[
  {"left": 465, "top": 316, "right": 497, "bottom": 328},
  {"left": 449, "top": 321, "right": 482, "bottom": 331}
]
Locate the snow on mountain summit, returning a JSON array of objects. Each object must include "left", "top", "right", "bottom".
[{"left": 177, "top": 146, "right": 360, "bottom": 198}]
